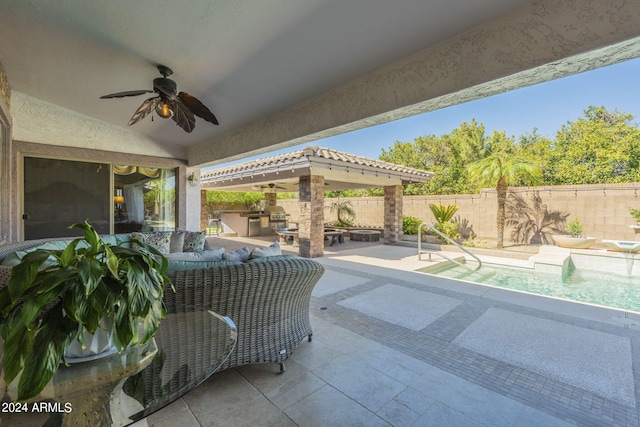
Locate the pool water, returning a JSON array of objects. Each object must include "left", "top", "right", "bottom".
[{"left": 420, "top": 263, "right": 640, "bottom": 313}]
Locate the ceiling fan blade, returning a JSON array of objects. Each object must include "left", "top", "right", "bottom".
[
  {"left": 127, "top": 97, "right": 159, "bottom": 126},
  {"left": 100, "top": 89, "right": 153, "bottom": 99},
  {"left": 171, "top": 99, "right": 196, "bottom": 133},
  {"left": 178, "top": 92, "right": 219, "bottom": 125}
]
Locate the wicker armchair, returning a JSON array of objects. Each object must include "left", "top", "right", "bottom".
[{"left": 166, "top": 255, "right": 325, "bottom": 372}]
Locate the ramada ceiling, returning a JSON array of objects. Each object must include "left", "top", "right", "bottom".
[{"left": 1, "top": 1, "right": 640, "bottom": 169}]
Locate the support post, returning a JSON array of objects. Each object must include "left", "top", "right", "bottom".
[
  {"left": 298, "top": 175, "right": 325, "bottom": 258},
  {"left": 384, "top": 185, "right": 403, "bottom": 244}
]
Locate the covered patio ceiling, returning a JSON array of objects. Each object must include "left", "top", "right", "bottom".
[
  {"left": 200, "top": 146, "right": 433, "bottom": 193},
  {"left": 3, "top": 1, "right": 640, "bottom": 168}
]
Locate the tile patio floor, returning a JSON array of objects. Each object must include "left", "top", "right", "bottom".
[{"left": 137, "top": 237, "right": 640, "bottom": 427}]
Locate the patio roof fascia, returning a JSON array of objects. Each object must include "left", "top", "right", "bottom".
[
  {"left": 203, "top": 157, "right": 310, "bottom": 185},
  {"left": 201, "top": 145, "right": 433, "bottom": 191},
  {"left": 306, "top": 155, "right": 432, "bottom": 186}
]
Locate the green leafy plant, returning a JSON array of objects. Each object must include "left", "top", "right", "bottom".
[
  {"left": 330, "top": 200, "right": 356, "bottom": 227},
  {"left": 433, "top": 221, "right": 460, "bottom": 242},
  {"left": 629, "top": 207, "right": 640, "bottom": 223},
  {"left": 0, "top": 221, "right": 172, "bottom": 401},
  {"left": 566, "top": 217, "right": 585, "bottom": 237},
  {"left": 428, "top": 204, "right": 460, "bottom": 241},
  {"left": 428, "top": 204, "right": 459, "bottom": 223},
  {"left": 402, "top": 216, "right": 423, "bottom": 235}
]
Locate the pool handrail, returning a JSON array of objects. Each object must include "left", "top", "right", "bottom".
[{"left": 418, "top": 222, "right": 482, "bottom": 271}]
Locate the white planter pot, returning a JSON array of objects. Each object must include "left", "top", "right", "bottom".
[
  {"left": 64, "top": 317, "right": 117, "bottom": 363},
  {"left": 552, "top": 235, "right": 596, "bottom": 249}
]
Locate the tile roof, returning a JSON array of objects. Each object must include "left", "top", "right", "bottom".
[{"left": 201, "top": 145, "right": 432, "bottom": 179}]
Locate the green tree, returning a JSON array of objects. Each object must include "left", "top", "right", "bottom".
[
  {"left": 379, "top": 119, "right": 486, "bottom": 195},
  {"left": 467, "top": 131, "right": 541, "bottom": 248},
  {"left": 518, "top": 129, "right": 554, "bottom": 185},
  {"left": 205, "top": 191, "right": 265, "bottom": 212},
  {"left": 549, "top": 106, "right": 640, "bottom": 184}
]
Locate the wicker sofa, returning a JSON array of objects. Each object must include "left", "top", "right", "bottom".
[{"left": 0, "top": 232, "right": 325, "bottom": 373}]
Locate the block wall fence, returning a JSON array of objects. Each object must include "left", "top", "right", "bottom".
[{"left": 277, "top": 182, "right": 640, "bottom": 245}]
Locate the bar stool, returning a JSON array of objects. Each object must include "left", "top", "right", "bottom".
[{"left": 207, "top": 217, "right": 220, "bottom": 236}]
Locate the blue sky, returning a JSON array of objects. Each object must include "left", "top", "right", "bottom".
[{"left": 210, "top": 56, "right": 640, "bottom": 169}]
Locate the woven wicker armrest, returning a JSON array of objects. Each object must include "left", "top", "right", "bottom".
[{"left": 166, "top": 256, "right": 324, "bottom": 371}]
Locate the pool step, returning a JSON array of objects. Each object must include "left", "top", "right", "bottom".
[
  {"left": 450, "top": 269, "right": 497, "bottom": 282},
  {"left": 529, "top": 245, "right": 571, "bottom": 276}
]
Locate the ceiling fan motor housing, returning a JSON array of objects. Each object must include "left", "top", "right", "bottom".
[{"left": 153, "top": 77, "right": 177, "bottom": 96}]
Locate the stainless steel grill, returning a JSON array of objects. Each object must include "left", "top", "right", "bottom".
[{"left": 264, "top": 205, "right": 287, "bottom": 221}]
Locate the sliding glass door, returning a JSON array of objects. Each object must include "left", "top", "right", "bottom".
[
  {"left": 113, "top": 165, "right": 175, "bottom": 233},
  {"left": 23, "top": 158, "right": 110, "bottom": 239}
]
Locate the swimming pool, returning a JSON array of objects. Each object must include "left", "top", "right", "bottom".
[{"left": 419, "top": 263, "right": 640, "bottom": 313}]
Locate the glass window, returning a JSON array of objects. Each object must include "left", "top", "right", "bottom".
[
  {"left": 23, "top": 158, "right": 110, "bottom": 239},
  {"left": 114, "top": 165, "right": 175, "bottom": 233}
]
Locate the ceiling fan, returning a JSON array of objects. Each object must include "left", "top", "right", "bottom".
[
  {"left": 260, "top": 183, "right": 288, "bottom": 191},
  {"left": 100, "top": 65, "right": 218, "bottom": 133}
]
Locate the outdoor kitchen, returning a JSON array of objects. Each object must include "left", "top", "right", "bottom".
[{"left": 214, "top": 205, "right": 290, "bottom": 237}]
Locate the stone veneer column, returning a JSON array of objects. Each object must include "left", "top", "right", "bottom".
[
  {"left": 384, "top": 185, "right": 403, "bottom": 244},
  {"left": 265, "top": 192, "right": 277, "bottom": 207},
  {"left": 298, "top": 175, "right": 325, "bottom": 258}
]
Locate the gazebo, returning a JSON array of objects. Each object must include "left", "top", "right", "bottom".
[{"left": 200, "top": 146, "right": 432, "bottom": 257}]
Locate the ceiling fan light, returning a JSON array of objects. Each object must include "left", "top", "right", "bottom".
[{"left": 155, "top": 100, "right": 174, "bottom": 119}]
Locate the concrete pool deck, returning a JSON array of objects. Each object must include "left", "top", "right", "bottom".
[{"left": 143, "top": 236, "right": 640, "bottom": 426}]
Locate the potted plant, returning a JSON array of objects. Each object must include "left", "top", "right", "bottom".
[
  {"left": 552, "top": 217, "right": 596, "bottom": 249},
  {"left": 0, "top": 221, "right": 171, "bottom": 401}
]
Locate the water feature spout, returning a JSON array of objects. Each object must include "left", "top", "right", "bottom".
[{"left": 602, "top": 240, "right": 640, "bottom": 275}]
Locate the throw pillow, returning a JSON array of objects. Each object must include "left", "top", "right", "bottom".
[
  {"left": 132, "top": 231, "right": 172, "bottom": 254},
  {"left": 222, "top": 246, "right": 250, "bottom": 262},
  {"left": 250, "top": 241, "right": 282, "bottom": 259},
  {"left": 169, "top": 231, "right": 185, "bottom": 253},
  {"left": 180, "top": 230, "right": 207, "bottom": 252}
]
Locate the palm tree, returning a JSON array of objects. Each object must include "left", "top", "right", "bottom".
[{"left": 467, "top": 133, "right": 541, "bottom": 248}]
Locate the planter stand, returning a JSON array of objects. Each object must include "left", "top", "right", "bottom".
[
  {"left": 551, "top": 235, "right": 596, "bottom": 249},
  {"left": 65, "top": 319, "right": 117, "bottom": 363}
]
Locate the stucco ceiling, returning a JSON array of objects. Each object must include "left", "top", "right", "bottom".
[
  {"left": 3, "top": 1, "right": 640, "bottom": 170},
  {"left": 0, "top": 0, "right": 533, "bottom": 161}
]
